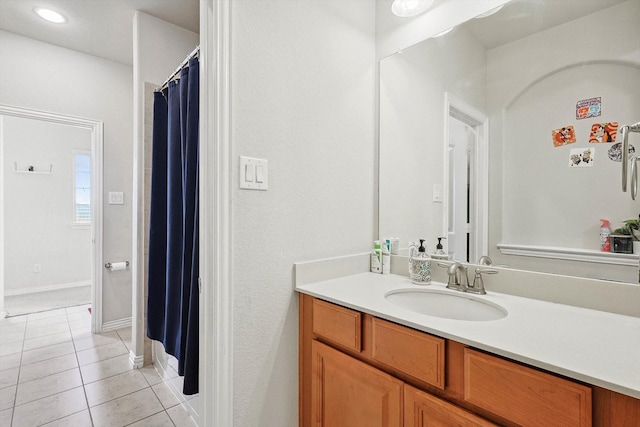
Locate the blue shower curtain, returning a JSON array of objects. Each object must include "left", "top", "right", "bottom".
[{"left": 147, "top": 56, "right": 199, "bottom": 395}]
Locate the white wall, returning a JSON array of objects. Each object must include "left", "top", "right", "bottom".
[
  {"left": 2, "top": 115, "right": 91, "bottom": 292},
  {"left": 0, "top": 30, "right": 133, "bottom": 322},
  {"left": 379, "top": 26, "right": 487, "bottom": 250},
  {"left": 230, "top": 0, "right": 375, "bottom": 424},
  {"left": 132, "top": 11, "right": 198, "bottom": 364},
  {"left": 486, "top": 0, "right": 640, "bottom": 280}
]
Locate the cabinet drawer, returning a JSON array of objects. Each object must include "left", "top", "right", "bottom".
[
  {"left": 371, "top": 317, "right": 445, "bottom": 389},
  {"left": 312, "top": 299, "right": 362, "bottom": 352},
  {"left": 464, "top": 348, "right": 592, "bottom": 426},
  {"left": 405, "top": 384, "right": 497, "bottom": 427}
]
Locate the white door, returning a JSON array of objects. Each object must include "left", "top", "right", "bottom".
[{"left": 448, "top": 117, "right": 476, "bottom": 262}]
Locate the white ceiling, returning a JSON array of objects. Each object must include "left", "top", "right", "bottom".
[
  {"left": 464, "top": 0, "right": 629, "bottom": 49},
  {"left": 0, "top": 0, "right": 199, "bottom": 65}
]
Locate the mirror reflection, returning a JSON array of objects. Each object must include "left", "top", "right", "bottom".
[{"left": 379, "top": 0, "right": 640, "bottom": 282}]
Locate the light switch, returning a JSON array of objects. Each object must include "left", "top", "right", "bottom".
[
  {"left": 245, "top": 164, "right": 254, "bottom": 182},
  {"left": 239, "top": 156, "right": 268, "bottom": 190},
  {"left": 109, "top": 191, "right": 124, "bottom": 205},
  {"left": 432, "top": 184, "right": 443, "bottom": 203},
  {"left": 255, "top": 165, "right": 264, "bottom": 183}
]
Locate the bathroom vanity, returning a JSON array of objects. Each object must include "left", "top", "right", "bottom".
[{"left": 296, "top": 267, "right": 640, "bottom": 427}]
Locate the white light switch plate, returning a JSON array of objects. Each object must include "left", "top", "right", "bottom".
[
  {"left": 239, "top": 156, "right": 268, "bottom": 190},
  {"left": 432, "top": 184, "right": 443, "bottom": 203},
  {"left": 109, "top": 191, "right": 124, "bottom": 205}
]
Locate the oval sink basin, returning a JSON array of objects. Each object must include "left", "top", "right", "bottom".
[{"left": 385, "top": 288, "right": 507, "bottom": 321}]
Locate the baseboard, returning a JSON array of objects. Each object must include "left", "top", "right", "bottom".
[
  {"left": 152, "top": 341, "right": 200, "bottom": 422},
  {"left": 4, "top": 280, "right": 91, "bottom": 296},
  {"left": 102, "top": 317, "right": 132, "bottom": 332},
  {"left": 129, "top": 350, "right": 144, "bottom": 369}
]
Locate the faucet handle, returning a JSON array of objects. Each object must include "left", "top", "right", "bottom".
[{"left": 469, "top": 267, "right": 498, "bottom": 295}]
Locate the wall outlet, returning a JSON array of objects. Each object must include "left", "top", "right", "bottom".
[{"left": 34, "top": 264, "right": 42, "bottom": 273}]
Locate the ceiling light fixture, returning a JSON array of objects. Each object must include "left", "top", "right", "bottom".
[
  {"left": 391, "top": 0, "right": 435, "bottom": 17},
  {"left": 474, "top": 4, "right": 505, "bottom": 19},
  {"left": 34, "top": 7, "right": 67, "bottom": 24}
]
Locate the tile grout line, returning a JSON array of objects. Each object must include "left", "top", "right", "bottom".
[
  {"left": 67, "top": 306, "right": 96, "bottom": 427},
  {"left": 147, "top": 382, "right": 178, "bottom": 427},
  {"left": 10, "top": 314, "right": 28, "bottom": 427}
]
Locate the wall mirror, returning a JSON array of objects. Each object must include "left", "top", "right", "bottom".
[{"left": 379, "top": 0, "right": 640, "bottom": 283}]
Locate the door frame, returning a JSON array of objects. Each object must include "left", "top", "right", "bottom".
[
  {"left": 443, "top": 93, "right": 489, "bottom": 262},
  {"left": 0, "top": 104, "right": 103, "bottom": 331},
  {"left": 200, "top": 0, "right": 233, "bottom": 426}
]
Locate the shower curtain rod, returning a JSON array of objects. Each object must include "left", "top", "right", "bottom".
[{"left": 156, "top": 45, "right": 200, "bottom": 92}]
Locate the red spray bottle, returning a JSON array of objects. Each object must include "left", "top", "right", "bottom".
[{"left": 600, "top": 219, "right": 611, "bottom": 252}]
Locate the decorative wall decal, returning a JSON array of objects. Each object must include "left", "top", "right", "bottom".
[
  {"left": 589, "top": 122, "right": 618, "bottom": 143},
  {"left": 552, "top": 125, "right": 576, "bottom": 147},
  {"left": 576, "top": 97, "right": 601, "bottom": 120},
  {"left": 608, "top": 142, "right": 635, "bottom": 162},
  {"left": 569, "top": 147, "right": 594, "bottom": 167}
]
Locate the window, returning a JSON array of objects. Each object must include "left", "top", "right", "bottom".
[{"left": 73, "top": 151, "right": 91, "bottom": 224}]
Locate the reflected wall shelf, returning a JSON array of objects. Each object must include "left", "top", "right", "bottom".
[
  {"left": 13, "top": 162, "right": 53, "bottom": 175},
  {"left": 497, "top": 243, "right": 638, "bottom": 266}
]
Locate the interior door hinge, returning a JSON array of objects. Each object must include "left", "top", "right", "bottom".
[{"left": 198, "top": 277, "right": 202, "bottom": 294}]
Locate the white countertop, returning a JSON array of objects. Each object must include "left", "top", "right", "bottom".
[{"left": 296, "top": 272, "right": 640, "bottom": 399}]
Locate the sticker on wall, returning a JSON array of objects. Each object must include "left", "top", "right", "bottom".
[
  {"left": 552, "top": 125, "right": 576, "bottom": 147},
  {"left": 589, "top": 122, "right": 618, "bottom": 143},
  {"left": 607, "top": 142, "right": 635, "bottom": 162},
  {"left": 576, "top": 97, "right": 601, "bottom": 120},
  {"left": 569, "top": 147, "right": 595, "bottom": 167}
]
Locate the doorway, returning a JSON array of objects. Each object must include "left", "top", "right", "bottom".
[
  {"left": 444, "top": 93, "right": 489, "bottom": 263},
  {"left": 0, "top": 105, "right": 103, "bottom": 332}
]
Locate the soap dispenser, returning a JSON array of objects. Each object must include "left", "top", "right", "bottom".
[
  {"left": 432, "top": 237, "right": 449, "bottom": 261},
  {"left": 409, "top": 239, "right": 431, "bottom": 285}
]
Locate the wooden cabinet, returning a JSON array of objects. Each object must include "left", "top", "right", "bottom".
[
  {"left": 312, "top": 298, "right": 362, "bottom": 352},
  {"left": 371, "top": 317, "right": 445, "bottom": 389},
  {"left": 464, "top": 348, "right": 592, "bottom": 426},
  {"left": 593, "top": 387, "right": 640, "bottom": 427},
  {"left": 311, "top": 340, "right": 403, "bottom": 427},
  {"left": 404, "top": 384, "right": 497, "bottom": 427},
  {"left": 300, "top": 294, "right": 640, "bottom": 427}
]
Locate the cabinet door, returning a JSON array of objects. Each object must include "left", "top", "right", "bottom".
[
  {"left": 312, "top": 340, "right": 403, "bottom": 427},
  {"left": 404, "top": 384, "right": 497, "bottom": 427}
]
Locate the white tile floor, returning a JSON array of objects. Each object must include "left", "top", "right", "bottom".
[{"left": 0, "top": 305, "right": 198, "bottom": 427}]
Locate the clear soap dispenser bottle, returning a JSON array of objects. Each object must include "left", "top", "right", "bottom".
[
  {"left": 432, "top": 237, "right": 449, "bottom": 261},
  {"left": 409, "top": 239, "right": 431, "bottom": 285}
]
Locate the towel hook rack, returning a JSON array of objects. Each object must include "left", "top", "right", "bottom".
[
  {"left": 621, "top": 122, "right": 640, "bottom": 197},
  {"left": 104, "top": 261, "right": 129, "bottom": 269}
]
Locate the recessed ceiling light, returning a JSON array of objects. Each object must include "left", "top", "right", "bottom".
[
  {"left": 34, "top": 7, "right": 67, "bottom": 24},
  {"left": 391, "top": 0, "right": 435, "bottom": 17}
]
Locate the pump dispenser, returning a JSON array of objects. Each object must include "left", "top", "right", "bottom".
[
  {"left": 432, "top": 237, "right": 448, "bottom": 260},
  {"left": 409, "top": 239, "right": 431, "bottom": 285},
  {"left": 600, "top": 219, "right": 612, "bottom": 252}
]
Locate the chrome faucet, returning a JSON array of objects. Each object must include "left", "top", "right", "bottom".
[
  {"left": 477, "top": 255, "right": 492, "bottom": 266},
  {"left": 438, "top": 261, "right": 498, "bottom": 295},
  {"left": 444, "top": 262, "right": 469, "bottom": 292}
]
